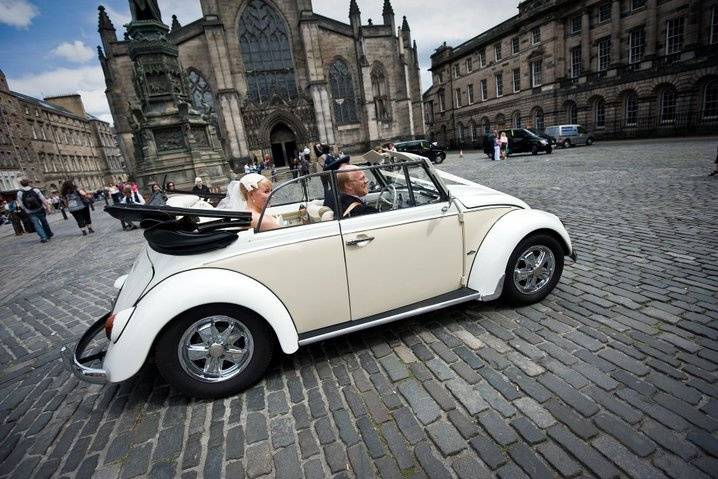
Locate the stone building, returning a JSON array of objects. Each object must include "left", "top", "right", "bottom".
[
  {"left": 98, "top": 0, "right": 424, "bottom": 182},
  {"left": 0, "top": 69, "right": 127, "bottom": 192},
  {"left": 424, "top": 0, "right": 718, "bottom": 148}
]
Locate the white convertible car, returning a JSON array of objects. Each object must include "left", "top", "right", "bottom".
[{"left": 64, "top": 152, "right": 575, "bottom": 398}]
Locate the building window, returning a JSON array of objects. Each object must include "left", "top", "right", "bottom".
[
  {"left": 594, "top": 98, "right": 606, "bottom": 128},
  {"left": 631, "top": 0, "right": 646, "bottom": 10},
  {"left": 481, "top": 117, "right": 490, "bottom": 133},
  {"left": 453, "top": 64, "right": 460, "bottom": 79},
  {"left": 438, "top": 90, "right": 445, "bottom": 112},
  {"left": 570, "top": 16, "right": 582, "bottom": 35},
  {"left": 512, "top": 111, "right": 522, "bottom": 128},
  {"left": 513, "top": 68, "right": 521, "bottom": 92},
  {"left": 711, "top": 7, "right": 718, "bottom": 44},
  {"left": 187, "top": 70, "right": 215, "bottom": 114},
  {"left": 704, "top": 81, "right": 718, "bottom": 119},
  {"left": 659, "top": 88, "right": 677, "bottom": 123},
  {"left": 329, "top": 59, "right": 358, "bottom": 125},
  {"left": 629, "top": 28, "right": 645, "bottom": 64},
  {"left": 512, "top": 37, "right": 520, "bottom": 54},
  {"left": 467, "top": 84, "right": 475, "bottom": 105},
  {"left": 455, "top": 88, "right": 462, "bottom": 108},
  {"left": 371, "top": 63, "right": 391, "bottom": 121},
  {"left": 480, "top": 79, "right": 488, "bottom": 101},
  {"left": 532, "top": 107, "right": 544, "bottom": 131},
  {"left": 531, "top": 60, "right": 543, "bottom": 87},
  {"left": 665, "top": 17, "right": 684, "bottom": 55},
  {"left": 598, "top": 37, "right": 611, "bottom": 71},
  {"left": 479, "top": 49, "right": 486, "bottom": 67},
  {"left": 625, "top": 93, "right": 638, "bottom": 126},
  {"left": 564, "top": 101, "right": 578, "bottom": 124},
  {"left": 494, "top": 44, "right": 502, "bottom": 62},
  {"left": 570, "top": 47, "right": 582, "bottom": 78},
  {"left": 439, "top": 70, "right": 444, "bottom": 83},
  {"left": 466, "top": 58, "right": 473, "bottom": 72},
  {"left": 495, "top": 73, "right": 503, "bottom": 97},
  {"left": 31, "top": 125, "right": 37, "bottom": 139},
  {"left": 599, "top": 2, "right": 612, "bottom": 22},
  {"left": 238, "top": 0, "right": 298, "bottom": 103},
  {"left": 531, "top": 27, "right": 541, "bottom": 44}
]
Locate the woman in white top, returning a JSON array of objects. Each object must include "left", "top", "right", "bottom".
[{"left": 500, "top": 132, "right": 509, "bottom": 160}]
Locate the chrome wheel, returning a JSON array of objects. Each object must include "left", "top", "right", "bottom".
[
  {"left": 513, "top": 245, "right": 556, "bottom": 294},
  {"left": 178, "top": 315, "right": 254, "bottom": 383}
]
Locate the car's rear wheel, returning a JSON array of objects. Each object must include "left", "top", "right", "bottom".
[
  {"left": 586, "top": 137, "right": 594, "bottom": 146},
  {"left": 155, "top": 304, "right": 274, "bottom": 398},
  {"left": 563, "top": 139, "right": 571, "bottom": 148},
  {"left": 502, "top": 233, "right": 564, "bottom": 305}
]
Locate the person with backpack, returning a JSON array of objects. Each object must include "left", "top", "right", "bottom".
[
  {"left": 61, "top": 180, "right": 95, "bottom": 236},
  {"left": 16, "top": 178, "right": 53, "bottom": 243}
]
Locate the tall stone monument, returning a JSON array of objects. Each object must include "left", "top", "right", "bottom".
[{"left": 125, "top": 0, "right": 229, "bottom": 190}]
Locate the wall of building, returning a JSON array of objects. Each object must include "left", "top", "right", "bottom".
[{"left": 424, "top": 0, "right": 718, "bottom": 148}]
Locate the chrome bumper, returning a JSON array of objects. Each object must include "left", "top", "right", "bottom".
[{"left": 61, "top": 313, "right": 110, "bottom": 384}]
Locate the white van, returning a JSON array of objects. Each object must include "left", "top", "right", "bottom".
[{"left": 544, "top": 125, "right": 594, "bottom": 148}]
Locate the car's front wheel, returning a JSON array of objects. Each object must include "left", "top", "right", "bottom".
[
  {"left": 563, "top": 139, "right": 571, "bottom": 148},
  {"left": 586, "top": 137, "right": 594, "bottom": 146},
  {"left": 435, "top": 152, "right": 446, "bottom": 163},
  {"left": 502, "top": 233, "right": 564, "bottom": 305},
  {"left": 155, "top": 304, "right": 274, "bottom": 398}
]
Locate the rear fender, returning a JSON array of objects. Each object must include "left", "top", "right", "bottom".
[
  {"left": 103, "top": 268, "right": 298, "bottom": 382},
  {"left": 467, "top": 209, "right": 572, "bottom": 299}
]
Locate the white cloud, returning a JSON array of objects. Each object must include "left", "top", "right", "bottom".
[
  {"left": 103, "top": 5, "right": 130, "bottom": 27},
  {"left": 8, "top": 66, "right": 113, "bottom": 124},
  {"left": 51, "top": 40, "right": 95, "bottom": 63},
  {"left": 0, "top": 0, "right": 38, "bottom": 28}
]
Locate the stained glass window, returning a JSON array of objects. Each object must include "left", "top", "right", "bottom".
[
  {"left": 188, "top": 70, "right": 214, "bottom": 114},
  {"left": 329, "top": 59, "right": 358, "bottom": 125},
  {"left": 238, "top": 0, "right": 297, "bottom": 103}
]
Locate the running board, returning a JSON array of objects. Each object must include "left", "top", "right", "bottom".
[{"left": 298, "top": 288, "right": 481, "bottom": 346}]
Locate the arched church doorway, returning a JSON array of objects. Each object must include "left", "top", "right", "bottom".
[{"left": 269, "top": 123, "right": 296, "bottom": 168}]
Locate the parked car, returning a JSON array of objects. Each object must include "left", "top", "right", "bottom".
[
  {"left": 544, "top": 124, "right": 594, "bottom": 148},
  {"left": 528, "top": 128, "right": 557, "bottom": 146},
  {"left": 503, "top": 128, "right": 553, "bottom": 156},
  {"left": 394, "top": 140, "right": 447, "bottom": 163},
  {"left": 65, "top": 152, "right": 575, "bottom": 398}
]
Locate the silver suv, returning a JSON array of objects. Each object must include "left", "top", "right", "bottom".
[{"left": 544, "top": 125, "right": 594, "bottom": 148}]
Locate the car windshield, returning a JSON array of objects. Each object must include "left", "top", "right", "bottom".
[{"left": 524, "top": 129, "right": 541, "bottom": 138}]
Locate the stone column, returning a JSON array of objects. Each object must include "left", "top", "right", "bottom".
[
  {"left": 685, "top": 0, "right": 702, "bottom": 47},
  {"left": 645, "top": 0, "right": 659, "bottom": 58},
  {"left": 581, "top": 10, "right": 591, "bottom": 74},
  {"left": 611, "top": 0, "right": 622, "bottom": 64},
  {"left": 203, "top": 22, "right": 249, "bottom": 158},
  {"left": 300, "top": 19, "right": 335, "bottom": 145}
]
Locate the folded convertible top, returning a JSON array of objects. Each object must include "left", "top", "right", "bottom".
[{"left": 105, "top": 204, "right": 252, "bottom": 256}]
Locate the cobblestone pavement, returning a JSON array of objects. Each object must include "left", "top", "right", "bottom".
[{"left": 1, "top": 136, "right": 717, "bottom": 478}]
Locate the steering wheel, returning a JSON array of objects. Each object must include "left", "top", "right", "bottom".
[{"left": 375, "top": 184, "right": 398, "bottom": 211}]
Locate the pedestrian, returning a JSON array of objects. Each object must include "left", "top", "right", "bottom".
[
  {"left": 165, "top": 181, "right": 177, "bottom": 194},
  {"left": 192, "top": 177, "right": 211, "bottom": 200},
  {"left": 244, "top": 162, "right": 251, "bottom": 175},
  {"left": 5, "top": 199, "right": 24, "bottom": 235},
  {"left": 500, "top": 131, "right": 509, "bottom": 160},
  {"left": 61, "top": 180, "right": 95, "bottom": 236},
  {"left": 16, "top": 178, "right": 53, "bottom": 243},
  {"left": 710, "top": 146, "right": 718, "bottom": 177},
  {"left": 290, "top": 156, "right": 299, "bottom": 179},
  {"left": 492, "top": 129, "right": 501, "bottom": 161},
  {"left": 147, "top": 182, "right": 167, "bottom": 206},
  {"left": 119, "top": 185, "right": 145, "bottom": 230}
]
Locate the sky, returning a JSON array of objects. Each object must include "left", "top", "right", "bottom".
[{"left": 0, "top": 0, "right": 518, "bottom": 125}]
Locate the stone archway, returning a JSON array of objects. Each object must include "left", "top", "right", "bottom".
[{"left": 269, "top": 122, "right": 296, "bottom": 168}]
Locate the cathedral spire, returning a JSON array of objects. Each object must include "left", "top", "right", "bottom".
[
  {"left": 349, "top": 0, "right": 361, "bottom": 37},
  {"left": 98, "top": 5, "right": 115, "bottom": 32},
  {"left": 401, "top": 15, "right": 410, "bottom": 32},
  {"left": 349, "top": 0, "right": 360, "bottom": 16},
  {"left": 171, "top": 14, "right": 181, "bottom": 32},
  {"left": 382, "top": 0, "right": 395, "bottom": 30}
]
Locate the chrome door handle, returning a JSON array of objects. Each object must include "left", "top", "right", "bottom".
[{"left": 346, "top": 235, "right": 375, "bottom": 246}]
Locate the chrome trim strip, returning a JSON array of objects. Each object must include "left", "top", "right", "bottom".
[
  {"left": 298, "top": 291, "right": 482, "bottom": 346},
  {"left": 61, "top": 314, "right": 109, "bottom": 384}
]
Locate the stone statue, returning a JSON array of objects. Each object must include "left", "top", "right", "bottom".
[{"left": 129, "top": 0, "right": 162, "bottom": 22}]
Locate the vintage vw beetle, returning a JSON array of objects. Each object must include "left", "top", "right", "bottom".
[{"left": 64, "top": 151, "right": 575, "bottom": 398}]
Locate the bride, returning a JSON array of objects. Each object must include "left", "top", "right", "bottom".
[{"left": 218, "top": 173, "right": 281, "bottom": 231}]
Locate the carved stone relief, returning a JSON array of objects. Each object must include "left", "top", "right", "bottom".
[
  {"left": 154, "top": 127, "right": 185, "bottom": 151},
  {"left": 191, "top": 126, "right": 210, "bottom": 148}
]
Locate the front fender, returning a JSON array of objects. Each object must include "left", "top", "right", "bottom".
[
  {"left": 467, "top": 209, "right": 572, "bottom": 299},
  {"left": 103, "top": 268, "right": 299, "bottom": 383}
]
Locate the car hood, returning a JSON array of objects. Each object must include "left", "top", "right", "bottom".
[{"left": 434, "top": 170, "right": 529, "bottom": 209}]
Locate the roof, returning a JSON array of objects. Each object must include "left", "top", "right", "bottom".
[{"left": 9, "top": 90, "right": 109, "bottom": 125}]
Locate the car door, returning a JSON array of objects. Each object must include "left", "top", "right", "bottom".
[
  {"left": 577, "top": 126, "right": 588, "bottom": 144},
  {"left": 510, "top": 129, "right": 524, "bottom": 153},
  {"left": 336, "top": 162, "right": 464, "bottom": 320}
]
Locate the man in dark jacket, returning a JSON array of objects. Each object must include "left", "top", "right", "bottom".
[{"left": 16, "top": 178, "right": 53, "bottom": 242}]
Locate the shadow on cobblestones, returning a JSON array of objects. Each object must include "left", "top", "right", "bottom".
[{"left": 1, "top": 137, "right": 717, "bottom": 478}]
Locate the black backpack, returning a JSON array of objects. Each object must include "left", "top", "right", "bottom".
[{"left": 21, "top": 188, "right": 43, "bottom": 211}]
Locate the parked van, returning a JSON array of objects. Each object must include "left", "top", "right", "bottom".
[{"left": 544, "top": 125, "right": 594, "bottom": 148}]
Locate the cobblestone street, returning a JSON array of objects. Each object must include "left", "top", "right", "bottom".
[{"left": 1, "top": 136, "right": 717, "bottom": 478}]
